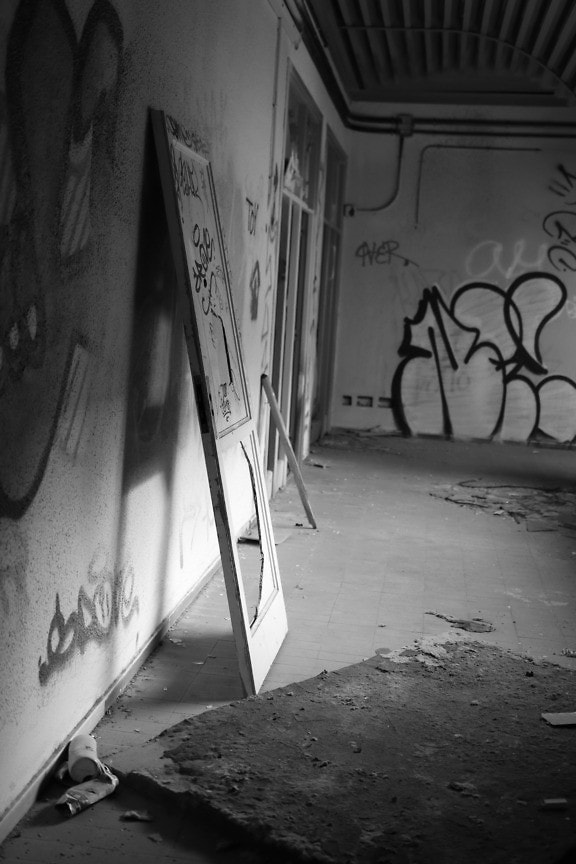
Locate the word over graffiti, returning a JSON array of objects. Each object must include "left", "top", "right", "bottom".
[{"left": 355, "top": 240, "right": 417, "bottom": 268}]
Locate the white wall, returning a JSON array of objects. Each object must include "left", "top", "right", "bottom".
[
  {"left": 333, "top": 114, "right": 576, "bottom": 445},
  {"left": 0, "top": 0, "right": 348, "bottom": 838}
]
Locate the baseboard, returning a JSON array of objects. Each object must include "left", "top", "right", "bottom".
[{"left": 0, "top": 557, "right": 222, "bottom": 846}]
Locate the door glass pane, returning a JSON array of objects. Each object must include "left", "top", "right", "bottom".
[
  {"left": 236, "top": 438, "right": 279, "bottom": 628},
  {"left": 283, "top": 75, "right": 322, "bottom": 208},
  {"left": 289, "top": 210, "right": 309, "bottom": 444}
]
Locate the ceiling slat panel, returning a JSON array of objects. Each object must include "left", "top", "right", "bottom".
[
  {"left": 442, "top": 0, "right": 456, "bottom": 73},
  {"left": 460, "top": 0, "right": 475, "bottom": 70},
  {"left": 302, "top": 0, "right": 576, "bottom": 109},
  {"left": 341, "top": 0, "right": 381, "bottom": 91},
  {"left": 478, "top": 0, "right": 498, "bottom": 68},
  {"left": 494, "top": 0, "right": 520, "bottom": 72},
  {"left": 377, "top": 0, "right": 410, "bottom": 78},
  {"left": 395, "top": 0, "right": 415, "bottom": 78},
  {"left": 357, "top": 0, "right": 393, "bottom": 85},
  {"left": 308, "top": 0, "right": 364, "bottom": 91},
  {"left": 466, "top": 0, "right": 484, "bottom": 70},
  {"left": 530, "top": 1, "right": 564, "bottom": 63},
  {"left": 404, "top": 0, "right": 425, "bottom": 79},
  {"left": 508, "top": 0, "right": 541, "bottom": 78},
  {"left": 547, "top": 1, "right": 576, "bottom": 73},
  {"left": 423, "top": 0, "right": 438, "bottom": 75}
]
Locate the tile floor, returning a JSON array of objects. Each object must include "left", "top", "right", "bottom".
[{"left": 2, "top": 434, "right": 576, "bottom": 862}]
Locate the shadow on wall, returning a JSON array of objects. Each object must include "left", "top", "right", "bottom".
[
  {"left": 35, "top": 118, "right": 191, "bottom": 688},
  {"left": 121, "top": 115, "right": 187, "bottom": 492},
  {"left": 0, "top": 1, "right": 187, "bottom": 686}
]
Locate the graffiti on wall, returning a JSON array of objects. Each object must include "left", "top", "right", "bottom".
[
  {"left": 249, "top": 260, "right": 261, "bottom": 322},
  {"left": 246, "top": 197, "right": 259, "bottom": 236},
  {"left": 38, "top": 547, "right": 139, "bottom": 685},
  {"left": 355, "top": 239, "right": 418, "bottom": 269},
  {"left": 543, "top": 164, "right": 576, "bottom": 274},
  {"left": 259, "top": 164, "right": 280, "bottom": 376},
  {"left": 465, "top": 239, "right": 548, "bottom": 281},
  {"left": 392, "top": 272, "right": 576, "bottom": 443},
  {"left": 179, "top": 494, "right": 214, "bottom": 568},
  {"left": 1, "top": 0, "right": 123, "bottom": 519}
]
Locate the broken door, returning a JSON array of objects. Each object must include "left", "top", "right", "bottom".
[{"left": 152, "top": 109, "right": 287, "bottom": 694}]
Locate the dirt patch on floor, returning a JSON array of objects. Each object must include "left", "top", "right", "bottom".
[
  {"left": 122, "top": 640, "right": 576, "bottom": 864},
  {"left": 429, "top": 480, "right": 576, "bottom": 537}
]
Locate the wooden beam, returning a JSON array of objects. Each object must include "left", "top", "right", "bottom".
[{"left": 261, "top": 374, "right": 317, "bottom": 530}]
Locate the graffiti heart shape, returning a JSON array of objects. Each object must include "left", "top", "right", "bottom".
[{"left": 0, "top": 0, "right": 123, "bottom": 518}]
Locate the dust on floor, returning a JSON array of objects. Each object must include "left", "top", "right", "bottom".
[{"left": 114, "top": 637, "right": 576, "bottom": 864}]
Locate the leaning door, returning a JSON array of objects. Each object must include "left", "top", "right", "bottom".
[{"left": 152, "top": 109, "right": 287, "bottom": 694}]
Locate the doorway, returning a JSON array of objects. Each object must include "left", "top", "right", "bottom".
[
  {"left": 267, "top": 73, "right": 321, "bottom": 492},
  {"left": 310, "top": 132, "right": 346, "bottom": 445}
]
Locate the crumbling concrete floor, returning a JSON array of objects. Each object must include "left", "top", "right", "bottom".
[{"left": 110, "top": 637, "right": 576, "bottom": 864}]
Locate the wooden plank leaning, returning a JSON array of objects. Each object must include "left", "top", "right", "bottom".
[{"left": 261, "top": 374, "right": 318, "bottom": 530}]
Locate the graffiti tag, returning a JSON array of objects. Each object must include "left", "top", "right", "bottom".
[
  {"left": 393, "top": 272, "right": 576, "bottom": 443},
  {"left": 465, "top": 239, "right": 548, "bottom": 280},
  {"left": 38, "top": 549, "right": 139, "bottom": 685},
  {"left": 355, "top": 240, "right": 418, "bottom": 268},
  {"left": 171, "top": 145, "right": 201, "bottom": 203},
  {"left": 544, "top": 165, "right": 576, "bottom": 273},
  {"left": 249, "top": 260, "right": 261, "bottom": 321},
  {"left": 191, "top": 223, "right": 215, "bottom": 296},
  {"left": 246, "top": 197, "right": 259, "bottom": 235}
]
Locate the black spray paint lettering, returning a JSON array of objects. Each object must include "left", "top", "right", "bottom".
[
  {"left": 219, "top": 383, "right": 232, "bottom": 421},
  {"left": 249, "top": 260, "right": 261, "bottom": 321},
  {"left": 355, "top": 240, "right": 418, "bottom": 268},
  {"left": 246, "top": 197, "right": 259, "bottom": 235},
  {"left": 544, "top": 165, "right": 576, "bottom": 273},
  {"left": 260, "top": 283, "right": 273, "bottom": 374},
  {"left": 543, "top": 210, "right": 576, "bottom": 273},
  {"left": 166, "top": 115, "right": 203, "bottom": 151},
  {"left": 392, "top": 272, "right": 573, "bottom": 443},
  {"left": 191, "top": 223, "right": 214, "bottom": 295},
  {"left": 266, "top": 165, "right": 279, "bottom": 243},
  {"left": 38, "top": 551, "right": 139, "bottom": 685},
  {"left": 549, "top": 164, "right": 576, "bottom": 204},
  {"left": 172, "top": 145, "right": 201, "bottom": 203}
]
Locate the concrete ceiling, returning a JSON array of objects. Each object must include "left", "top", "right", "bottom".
[{"left": 287, "top": 0, "right": 576, "bottom": 124}]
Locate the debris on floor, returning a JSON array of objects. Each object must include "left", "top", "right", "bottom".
[
  {"left": 239, "top": 526, "right": 293, "bottom": 545},
  {"left": 120, "top": 809, "right": 153, "bottom": 821},
  {"left": 541, "top": 798, "right": 569, "bottom": 811},
  {"left": 541, "top": 711, "right": 576, "bottom": 726},
  {"left": 55, "top": 764, "right": 119, "bottom": 817},
  {"left": 116, "top": 641, "right": 576, "bottom": 864},
  {"left": 425, "top": 611, "right": 496, "bottom": 632},
  {"left": 67, "top": 733, "right": 101, "bottom": 782},
  {"left": 429, "top": 480, "right": 576, "bottom": 533}
]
